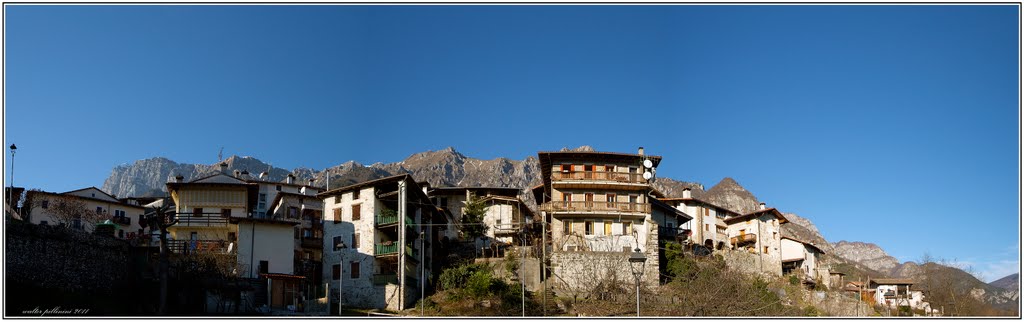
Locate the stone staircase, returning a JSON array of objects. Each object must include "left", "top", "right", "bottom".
[{"left": 531, "top": 288, "right": 562, "bottom": 316}]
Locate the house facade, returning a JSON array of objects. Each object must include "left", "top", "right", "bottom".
[
  {"left": 659, "top": 187, "right": 741, "bottom": 251},
  {"left": 319, "top": 174, "right": 437, "bottom": 312},
  {"left": 165, "top": 164, "right": 304, "bottom": 311},
  {"left": 723, "top": 204, "right": 787, "bottom": 276},
  {"left": 534, "top": 148, "right": 666, "bottom": 294},
  {"left": 780, "top": 234, "right": 825, "bottom": 283},
  {"left": 870, "top": 278, "right": 926, "bottom": 312},
  {"left": 253, "top": 176, "right": 325, "bottom": 286},
  {"left": 427, "top": 186, "right": 534, "bottom": 249},
  {"left": 25, "top": 187, "right": 146, "bottom": 239}
]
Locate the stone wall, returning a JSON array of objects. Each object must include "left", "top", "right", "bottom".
[
  {"left": 549, "top": 219, "right": 659, "bottom": 300},
  {"left": 6, "top": 221, "right": 153, "bottom": 315}
]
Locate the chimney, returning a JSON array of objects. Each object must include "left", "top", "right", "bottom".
[
  {"left": 259, "top": 171, "right": 268, "bottom": 180},
  {"left": 219, "top": 162, "right": 228, "bottom": 174},
  {"left": 308, "top": 178, "right": 315, "bottom": 186},
  {"left": 233, "top": 170, "right": 241, "bottom": 178},
  {"left": 682, "top": 187, "right": 691, "bottom": 199},
  {"left": 175, "top": 175, "right": 184, "bottom": 183},
  {"left": 286, "top": 174, "right": 295, "bottom": 185},
  {"left": 638, "top": 146, "right": 645, "bottom": 156},
  {"left": 759, "top": 202, "right": 766, "bottom": 210},
  {"left": 241, "top": 170, "right": 250, "bottom": 180}
]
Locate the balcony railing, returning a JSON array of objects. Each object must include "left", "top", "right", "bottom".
[
  {"left": 376, "top": 212, "right": 398, "bottom": 226},
  {"left": 166, "top": 239, "right": 229, "bottom": 254},
  {"left": 730, "top": 233, "right": 757, "bottom": 246},
  {"left": 540, "top": 201, "right": 650, "bottom": 213},
  {"left": 112, "top": 216, "right": 132, "bottom": 226},
  {"left": 372, "top": 274, "right": 398, "bottom": 285},
  {"left": 658, "top": 226, "right": 690, "bottom": 241},
  {"left": 552, "top": 171, "right": 647, "bottom": 184},
  {"left": 374, "top": 243, "right": 398, "bottom": 256},
  {"left": 300, "top": 237, "right": 322, "bottom": 249},
  {"left": 169, "top": 215, "right": 229, "bottom": 227}
]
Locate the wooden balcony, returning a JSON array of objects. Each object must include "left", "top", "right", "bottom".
[
  {"left": 166, "top": 239, "right": 229, "bottom": 254},
  {"left": 730, "top": 233, "right": 757, "bottom": 246},
  {"left": 552, "top": 171, "right": 647, "bottom": 185},
  {"left": 374, "top": 242, "right": 398, "bottom": 256},
  {"left": 300, "top": 237, "right": 322, "bottom": 249},
  {"left": 540, "top": 201, "right": 650, "bottom": 214},
  {"left": 375, "top": 212, "right": 398, "bottom": 227}
]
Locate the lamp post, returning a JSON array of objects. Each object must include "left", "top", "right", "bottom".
[
  {"left": 628, "top": 247, "right": 647, "bottom": 317},
  {"left": 8, "top": 144, "right": 15, "bottom": 216}
]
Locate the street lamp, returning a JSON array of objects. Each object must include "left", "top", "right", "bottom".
[
  {"left": 628, "top": 247, "right": 647, "bottom": 317},
  {"left": 8, "top": 144, "right": 16, "bottom": 216}
]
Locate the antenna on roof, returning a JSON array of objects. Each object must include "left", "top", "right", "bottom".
[{"left": 218, "top": 147, "right": 224, "bottom": 162}]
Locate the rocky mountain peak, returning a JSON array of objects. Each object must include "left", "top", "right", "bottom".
[
  {"left": 991, "top": 273, "right": 1020, "bottom": 291},
  {"left": 702, "top": 177, "right": 761, "bottom": 214},
  {"left": 560, "top": 145, "right": 596, "bottom": 152}
]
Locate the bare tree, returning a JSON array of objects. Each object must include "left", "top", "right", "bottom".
[
  {"left": 41, "top": 194, "right": 110, "bottom": 230},
  {"left": 146, "top": 199, "right": 175, "bottom": 315}
]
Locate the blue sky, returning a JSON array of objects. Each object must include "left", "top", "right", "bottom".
[{"left": 4, "top": 5, "right": 1019, "bottom": 281}]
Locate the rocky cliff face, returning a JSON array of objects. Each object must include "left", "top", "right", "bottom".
[{"left": 831, "top": 241, "right": 902, "bottom": 275}]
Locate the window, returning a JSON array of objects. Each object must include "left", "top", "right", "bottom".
[
  {"left": 440, "top": 197, "right": 448, "bottom": 208},
  {"left": 190, "top": 232, "right": 198, "bottom": 240},
  {"left": 605, "top": 165, "right": 615, "bottom": 173},
  {"left": 563, "top": 220, "right": 571, "bottom": 234},
  {"left": 604, "top": 221, "right": 612, "bottom": 235},
  {"left": 276, "top": 185, "right": 282, "bottom": 191},
  {"left": 351, "top": 204, "right": 361, "bottom": 220},
  {"left": 606, "top": 194, "right": 616, "bottom": 207},
  {"left": 259, "top": 193, "right": 267, "bottom": 202},
  {"left": 334, "top": 195, "right": 340, "bottom": 203},
  {"left": 97, "top": 206, "right": 103, "bottom": 214},
  {"left": 705, "top": 224, "right": 709, "bottom": 231},
  {"left": 333, "top": 236, "right": 343, "bottom": 251},
  {"left": 562, "top": 193, "right": 571, "bottom": 207},
  {"left": 561, "top": 164, "right": 572, "bottom": 173},
  {"left": 41, "top": 200, "right": 48, "bottom": 209},
  {"left": 623, "top": 222, "right": 632, "bottom": 235},
  {"left": 138, "top": 214, "right": 144, "bottom": 225},
  {"left": 332, "top": 264, "right": 341, "bottom": 280},
  {"left": 288, "top": 207, "right": 299, "bottom": 219},
  {"left": 228, "top": 232, "right": 236, "bottom": 242},
  {"left": 352, "top": 233, "right": 360, "bottom": 249},
  {"left": 629, "top": 167, "right": 638, "bottom": 174},
  {"left": 259, "top": 261, "right": 269, "bottom": 274},
  {"left": 352, "top": 189, "right": 360, "bottom": 199},
  {"left": 585, "top": 221, "right": 593, "bottom": 235},
  {"left": 705, "top": 208, "right": 710, "bottom": 216},
  {"left": 114, "top": 210, "right": 125, "bottom": 217},
  {"left": 583, "top": 165, "right": 594, "bottom": 178},
  {"left": 294, "top": 227, "right": 300, "bottom": 239},
  {"left": 629, "top": 195, "right": 638, "bottom": 210},
  {"left": 333, "top": 209, "right": 341, "bottom": 223},
  {"left": 194, "top": 207, "right": 204, "bottom": 217},
  {"left": 763, "top": 246, "right": 769, "bottom": 254},
  {"left": 350, "top": 261, "right": 360, "bottom": 279},
  {"left": 585, "top": 193, "right": 594, "bottom": 208},
  {"left": 221, "top": 208, "right": 230, "bottom": 217},
  {"left": 739, "top": 229, "right": 746, "bottom": 235},
  {"left": 303, "top": 229, "right": 312, "bottom": 238}
]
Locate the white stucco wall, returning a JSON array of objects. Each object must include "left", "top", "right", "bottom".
[{"left": 237, "top": 221, "right": 296, "bottom": 278}]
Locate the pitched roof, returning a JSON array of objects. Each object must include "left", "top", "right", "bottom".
[
  {"left": 656, "top": 197, "right": 742, "bottom": 216},
  {"left": 650, "top": 197, "right": 692, "bottom": 221},
  {"left": 723, "top": 207, "right": 789, "bottom": 225},
  {"left": 27, "top": 190, "right": 146, "bottom": 209},
  {"left": 536, "top": 150, "right": 661, "bottom": 199},
  {"left": 63, "top": 187, "right": 120, "bottom": 203},
  {"left": 871, "top": 278, "right": 914, "bottom": 285}
]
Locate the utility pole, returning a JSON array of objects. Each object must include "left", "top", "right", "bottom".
[{"left": 542, "top": 219, "right": 547, "bottom": 317}]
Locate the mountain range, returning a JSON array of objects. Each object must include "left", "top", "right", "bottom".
[{"left": 99, "top": 146, "right": 1018, "bottom": 310}]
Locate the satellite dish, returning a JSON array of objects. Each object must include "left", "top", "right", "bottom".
[
  {"left": 643, "top": 159, "right": 654, "bottom": 169},
  {"left": 643, "top": 171, "right": 653, "bottom": 180}
]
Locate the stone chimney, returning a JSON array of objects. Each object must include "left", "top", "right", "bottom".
[
  {"left": 308, "top": 179, "right": 315, "bottom": 186},
  {"left": 241, "top": 170, "right": 250, "bottom": 180},
  {"left": 233, "top": 170, "right": 241, "bottom": 178},
  {"left": 219, "top": 162, "right": 228, "bottom": 174},
  {"left": 759, "top": 202, "right": 766, "bottom": 210},
  {"left": 286, "top": 174, "right": 295, "bottom": 185},
  {"left": 638, "top": 146, "right": 645, "bottom": 156},
  {"left": 682, "top": 187, "right": 691, "bottom": 199},
  {"left": 174, "top": 175, "right": 184, "bottom": 183},
  {"left": 259, "top": 171, "right": 268, "bottom": 180}
]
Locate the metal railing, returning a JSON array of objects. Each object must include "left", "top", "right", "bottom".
[
  {"left": 166, "top": 239, "right": 229, "bottom": 254},
  {"left": 112, "top": 216, "right": 131, "bottom": 226},
  {"left": 374, "top": 243, "right": 398, "bottom": 256},
  {"left": 169, "top": 214, "right": 229, "bottom": 227},
  {"left": 540, "top": 201, "right": 650, "bottom": 213},
  {"left": 730, "top": 233, "right": 757, "bottom": 246},
  {"left": 552, "top": 171, "right": 647, "bottom": 184}
]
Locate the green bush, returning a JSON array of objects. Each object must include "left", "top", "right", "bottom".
[
  {"left": 789, "top": 275, "right": 800, "bottom": 286},
  {"left": 465, "top": 269, "right": 493, "bottom": 297}
]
